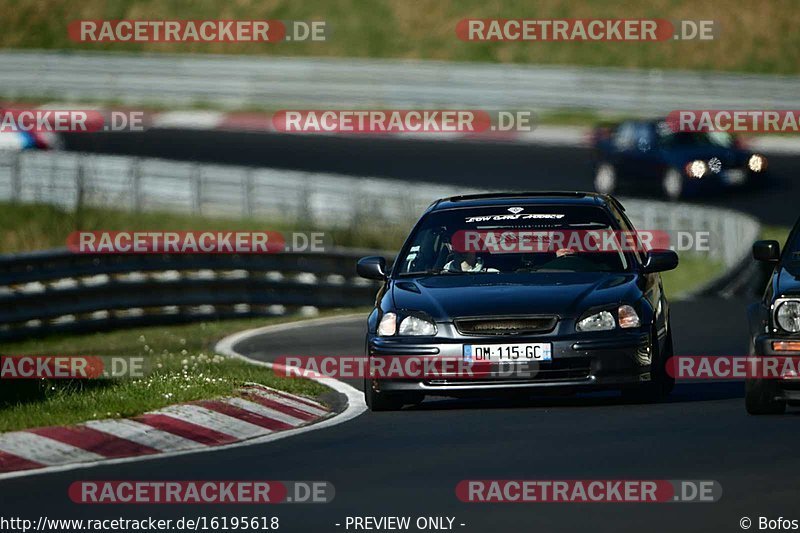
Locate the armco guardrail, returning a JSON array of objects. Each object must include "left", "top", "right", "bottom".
[
  {"left": 0, "top": 151, "right": 761, "bottom": 341},
  {"left": 0, "top": 248, "right": 389, "bottom": 341},
  {"left": 0, "top": 149, "right": 760, "bottom": 268},
  {"left": 0, "top": 51, "right": 799, "bottom": 113}
]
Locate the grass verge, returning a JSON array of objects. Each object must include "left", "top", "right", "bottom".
[
  {"left": 0, "top": 0, "right": 798, "bottom": 74},
  {"left": 0, "top": 201, "right": 406, "bottom": 253},
  {"left": 661, "top": 254, "right": 724, "bottom": 300},
  {"left": 1, "top": 200, "right": 727, "bottom": 297},
  {"left": 0, "top": 311, "right": 363, "bottom": 432}
]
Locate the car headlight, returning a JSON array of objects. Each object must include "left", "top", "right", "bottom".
[
  {"left": 748, "top": 153, "right": 767, "bottom": 173},
  {"left": 378, "top": 312, "right": 397, "bottom": 336},
  {"left": 576, "top": 311, "right": 616, "bottom": 332},
  {"left": 685, "top": 160, "right": 708, "bottom": 179},
  {"left": 776, "top": 301, "right": 800, "bottom": 333},
  {"left": 618, "top": 305, "right": 641, "bottom": 329},
  {"left": 399, "top": 315, "right": 437, "bottom": 336}
]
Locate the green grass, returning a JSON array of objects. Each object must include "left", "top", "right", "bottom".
[
  {"left": 661, "top": 254, "right": 724, "bottom": 299},
  {"left": 0, "top": 201, "right": 406, "bottom": 253},
  {"left": 761, "top": 225, "right": 792, "bottom": 245},
  {"left": 0, "top": 312, "right": 364, "bottom": 432},
  {"left": 0, "top": 199, "right": 730, "bottom": 431},
  {"left": 0, "top": 0, "right": 797, "bottom": 74},
  {"left": 3, "top": 200, "right": 724, "bottom": 296}
]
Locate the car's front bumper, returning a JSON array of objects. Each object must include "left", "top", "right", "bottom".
[
  {"left": 749, "top": 334, "right": 800, "bottom": 400},
  {"left": 367, "top": 329, "right": 655, "bottom": 396},
  {"left": 683, "top": 168, "right": 764, "bottom": 195}
]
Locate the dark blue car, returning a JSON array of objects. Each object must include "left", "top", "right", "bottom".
[
  {"left": 357, "top": 192, "right": 679, "bottom": 411},
  {"left": 592, "top": 119, "right": 768, "bottom": 200}
]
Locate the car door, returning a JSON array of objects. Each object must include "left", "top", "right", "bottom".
[{"left": 609, "top": 121, "right": 638, "bottom": 182}]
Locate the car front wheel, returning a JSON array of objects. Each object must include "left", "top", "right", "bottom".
[
  {"left": 364, "top": 379, "right": 405, "bottom": 412},
  {"left": 622, "top": 327, "right": 674, "bottom": 403},
  {"left": 745, "top": 378, "right": 786, "bottom": 415},
  {"left": 662, "top": 168, "right": 684, "bottom": 200}
]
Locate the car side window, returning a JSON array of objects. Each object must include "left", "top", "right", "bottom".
[
  {"left": 635, "top": 123, "right": 654, "bottom": 152},
  {"left": 613, "top": 122, "right": 637, "bottom": 151},
  {"left": 609, "top": 203, "right": 647, "bottom": 265}
]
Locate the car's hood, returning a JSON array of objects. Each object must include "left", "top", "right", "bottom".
[
  {"left": 777, "top": 263, "right": 800, "bottom": 296},
  {"left": 390, "top": 272, "right": 642, "bottom": 321}
]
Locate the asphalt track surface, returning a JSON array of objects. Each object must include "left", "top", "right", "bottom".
[
  {"left": 65, "top": 129, "right": 800, "bottom": 226},
  {"left": 3, "top": 131, "right": 793, "bottom": 531},
  {"left": 2, "top": 299, "right": 800, "bottom": 533}
]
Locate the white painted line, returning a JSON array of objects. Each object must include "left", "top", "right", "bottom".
[
  {"left": 158, "top": 404, "right": 270, "bottom": 440},
  {"left": 223, "top": 397, "right": 305, "bottom": 427},
  {"left": 243, "top": 387, "right": 329, "bottom": 418},
  {"left": 84, "top": 419, "right": 204, "bottom": 453},
  {"left": 244, "top": 382, "right": 328, "bottom": 410},
  {"left": 0, "top": 433, "right": 104, "bottom": 466}
]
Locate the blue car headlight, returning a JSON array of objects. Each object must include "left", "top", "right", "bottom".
[
  {"left": 576, "top": 311, "right": 615, "bottom": 332},
  {"left": 399, "top": 315, "right": 437, "bottom": 336},
  {"left": 576, "top": 305, "right": 641, "bottom": 332},
  {"left": 378, "top": 311, "right": 437, "bottom": 336}
]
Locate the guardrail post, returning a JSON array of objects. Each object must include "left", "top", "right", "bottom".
[
  {"left": 131, "top": 158, "right": 142, "bottom": 212},
  {"left": 10, "top": 151, "right": 21, "bottom": 203},
  {"left": 297, "top": 174, "right": 313, "bottom": 225},
  {"left": 192, "top": 164, "right": 202, "bottom": 215},
  {"left": 243, "top": 169, "right": 254, "bottom": 218},
  {"left": 74, "top": 157, "right": 86, "bottom": 229}
]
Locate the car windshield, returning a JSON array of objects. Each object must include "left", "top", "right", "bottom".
[
  {"left": 787, "top": 227, "right": 800, "bottom": 261},
  {"left": 657, "top": 127, "right": 734, "bottom": 148},
  {"left": 396, "top": 205, "right": 631, "bottom": 276}
]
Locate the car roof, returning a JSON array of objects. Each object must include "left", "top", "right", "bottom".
[{"left": 430, "top": 191, "right": 618, "bottom": 212}]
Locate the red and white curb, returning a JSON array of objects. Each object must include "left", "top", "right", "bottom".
[
  {"left": 0, "top": 315, "right": 367, "bottom": 481},
  {"left": 12, "top": 103, "right": 800, "bottom": 153},
  {"left": 0, "top": 384, "right": 329, "bottom": 477}
]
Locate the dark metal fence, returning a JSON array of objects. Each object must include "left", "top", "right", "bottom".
[{"left": 0, "top": 249, "right": 390, "bottom": 342}]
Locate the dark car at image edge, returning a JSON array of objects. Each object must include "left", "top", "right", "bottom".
[
  {"left": 748, "top": 218, "right": 800, "bottom": 414},
  {"left": 592, "top": 119, "right": 768, "bottom": 200},
  {"left": 357, "top": 191, "right": 680, "bottom": 411}
]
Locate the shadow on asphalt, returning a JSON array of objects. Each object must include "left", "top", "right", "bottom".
[{"left": 398, "top": 381, "right": 745, "bottom": 412}]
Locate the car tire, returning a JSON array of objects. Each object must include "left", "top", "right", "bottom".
[
  {"left": 594, "top": 163, "right": 617, "bottom": 195},
  {"left": 364, "top": 379, "right": 405, "bottom": 412},
  {"left": 745, "top": 378, "right": 786, "bottom": 415},
  {"left": 656, "top": 326, "right": 676, "bottom": 396},
  {"left": 662, "top": 168, "right": 684, "bottom": 200},
  {"left": 622, "top": 326, "right": 673, "bottom": 403}
]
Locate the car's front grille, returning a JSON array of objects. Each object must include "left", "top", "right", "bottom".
[
  {"left": 454, "top": 316, "right": 558, "bottom": 336},
  {"left": 426, "top": 357, "right": 591, "bottom": 385}
]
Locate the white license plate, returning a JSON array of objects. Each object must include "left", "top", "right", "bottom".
[
  {"left": 464, "top": 343, "right": 552, "bottom": 362},
  {"left": 725, "top": 169, "right": 746, "bottom": 184}
]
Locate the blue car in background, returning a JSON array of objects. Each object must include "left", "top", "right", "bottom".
[{"left": 592, "top": 119, "right": 768, "bottom": 200}]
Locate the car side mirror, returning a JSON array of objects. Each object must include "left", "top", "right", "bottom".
[
  {"left": 357, "top": 256, "right": 387, "bottom": 280},
  {"left": 642, "top": 250, "right": 679, "bottom": 274},
  {"left": 753, "top": 240, "right": 780, "bottom": 263}
]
